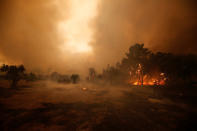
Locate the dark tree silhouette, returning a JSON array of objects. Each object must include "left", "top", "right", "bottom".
[
  {"left": 0, "top": 64, "right": 26, "bottom": 88},
  {"left": 71, "top": 74, "right": 80, "bottom": 84},
  {"left": 0, "top": 64, "right": 9, "bottom": 72},
  {"left": 102, "top": 43, "right": 197, "bottom": 86}
]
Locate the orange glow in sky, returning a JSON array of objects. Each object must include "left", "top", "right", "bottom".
[{"left": 59, "top": 0, "right": 99, "bottom": 54}]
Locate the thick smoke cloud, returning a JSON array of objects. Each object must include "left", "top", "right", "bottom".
[
  {"left": 0, "top": 0, "right": 97, "bottom": 74},
  {"left": 92, "top": 0, "right": 197, "bottom": 68},
  {"left": 0, "top": 0, "right": 197, "bottom": 73},
  {"left": 0, "top": 0, "right": 72, "bottom": 73}
]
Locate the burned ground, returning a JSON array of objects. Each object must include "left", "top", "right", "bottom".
[{"left": 0, "top": 81, "right": 196, "bottom": 131}]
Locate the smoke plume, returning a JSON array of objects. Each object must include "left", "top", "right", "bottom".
[{"left": 0, "top": 0, "right": 196, "bottom": 73}]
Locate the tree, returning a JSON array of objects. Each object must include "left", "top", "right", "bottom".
[
  {"left": 102, "top": 43, "right": 197, "bottom": 86},
  {"left": 126, "top": 44, "right": 151, "bottom": 63},
  {"left": 18, "top": 65, "right": 25, "bottom": 73},
  {"left": 0, "top": 64, "right": 9, "bottom": 72},
  {"left": 1, "top": 65, "right": 26, "bottom": 88},
  {"left": 71, "top": 74, "right": 80, "bottom": 84}
]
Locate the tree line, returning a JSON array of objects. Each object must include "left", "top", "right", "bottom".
[
  {"left": 100, "top": 43, "right": 197, "bottom": 86},
  {"left": 0, "top": 65, "right": 80, "bottom": 88},
  {"left": 1, "top": 43, "right": 197, "bottom": 88}
]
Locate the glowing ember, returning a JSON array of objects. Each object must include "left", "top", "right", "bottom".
[
  {"left": 132, "top": 77, "right": 166, "bottom": 86},
  {"left": 129, "top": 64, "right": 167, "bottom": 86}
]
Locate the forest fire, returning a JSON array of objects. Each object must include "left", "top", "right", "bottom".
[
  {"left": 130, "top": 64, "right": 167, "bottom": 86},
  {"left": 0, "top": 0, "right": 197, "bottom": 130},
  {"left": 132, "top": 77, "right": 166, "bottom": 86}
]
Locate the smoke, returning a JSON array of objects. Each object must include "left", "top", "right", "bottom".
[
  {"left": 0, "top": 0, "right": 196, "bottom": 73},
  {"left": 0, "top": 0, "right": 65, "bottom": 71},
  {"left": 92, "top": 0, "right": 197, "bottom": 69}
]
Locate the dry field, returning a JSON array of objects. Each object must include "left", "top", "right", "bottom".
[{"left": 0, "top": 80, "right": 196, "bottom": 131}]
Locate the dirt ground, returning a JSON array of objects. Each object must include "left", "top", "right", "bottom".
[{"left": 0, "top": 80, "right": 196, "bottom": 131}]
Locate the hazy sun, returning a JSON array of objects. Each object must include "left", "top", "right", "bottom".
[{"left": 59, "top": 0, "right": 99, "bottom": 54}]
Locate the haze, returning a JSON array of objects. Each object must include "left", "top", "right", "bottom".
[{"left": 0, "top": 0, "right": 196, "bottom": 74}]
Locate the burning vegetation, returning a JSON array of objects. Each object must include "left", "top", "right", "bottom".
[
  {"left": 130, "top": 64, "right": 167, "bottom": 86},
  {"left": 0, "top": 43, "right": 197, "bottom": 88},
  {"left": 0, "top": 43, "right": 197, "bottom": 130},
  {"left": 101, "top": 44, "right": 197, "bottom": 87}
]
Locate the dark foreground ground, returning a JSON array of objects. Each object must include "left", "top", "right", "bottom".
[{"left": 0, "top": 80, "right": 197, "bottom": 131}]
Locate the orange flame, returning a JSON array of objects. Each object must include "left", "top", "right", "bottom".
[{"left": 131, "top": 73, "right": 166, "bottom": 86}]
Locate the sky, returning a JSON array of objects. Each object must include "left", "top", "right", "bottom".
[{"left": 0, "top": 0, "right": 197, "bottom": 74}]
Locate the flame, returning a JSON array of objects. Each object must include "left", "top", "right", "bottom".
[
  {"left": 132, "top": 79, "right": 165, "bottom": 86},
  {"left": 130, "top": 73, "right": 166, "bottom": 86}
]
